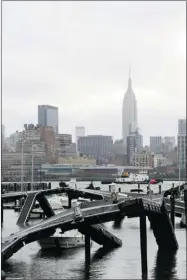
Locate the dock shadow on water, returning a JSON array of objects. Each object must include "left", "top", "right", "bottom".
[
  {"left": 91, "top": 246, "right": 116, "bottom": 262},
  {"left": 152, "top": 249, "right": 178, "bottom": 280},
  {"left": 81, "top": 246, "right": 117, "bottom": 280}
]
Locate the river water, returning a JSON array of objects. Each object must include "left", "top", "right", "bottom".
[{"left": 2, "top": 181, "right": 186, "bottom": 279}]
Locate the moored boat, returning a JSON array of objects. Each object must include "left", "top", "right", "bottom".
[{"left": 38, "top": 229, "right": 91, "bottom": 249}]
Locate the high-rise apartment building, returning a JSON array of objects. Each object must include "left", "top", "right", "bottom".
[
  {"left": 127, "top": 132, "right": 143, "bottom": 165},
  {"left": 163, "top": 136, "right": 175, "bottom": 153},
  {"left": 55, "top": 134, "right": 76, "bottom": 158},
  {"left": 150, "top": 136, "right": 162, "bottom": 153},
  {"left": 122, "top": 70, "right": 138, "bottom": 149},
  {"left": 78, "top": 135, "right": 113, "bottom": 160},
  {"left": 177, "top": 119, "right": 186, "bottom": 171},
  {"left": 38, "top": 105, "right": 58, "bottom": 134},
  {"left": 39, "top": 126, "right": 56, "bottom": 163},
  {"left": 75, "top": 126, "right": 85, "bottom": 150}
]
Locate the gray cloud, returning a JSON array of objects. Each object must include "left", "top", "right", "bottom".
[{"left": 2, "top": 1, "right": 186, "bottom": 144}]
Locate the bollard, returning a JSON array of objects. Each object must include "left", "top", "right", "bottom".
[
  {"left": 118, "top": 187, "right": 121, "bottom": 193},
  {"left": 140, "top": 214, "right": 148, "bottom": 279},
  {"left": 138, "top": 183, "right": 140, "bottom": 190},
  {"left": 28, "top": 183, "right": 31, "bottom": 192},
  {"left": 48, "top": 182, "right": 51, "bottom": 189},
  {"left": 170, "top": 188, "right": 175, "bottom": 229},
  {"left": 85, "top": 234, "right": 91, "bottom": 265},
  {"left": 14, "top": 183, "right": 17, "bottom": 192},
  {"left": 159, "top": 185, "right": 161, "bottom": 195}
]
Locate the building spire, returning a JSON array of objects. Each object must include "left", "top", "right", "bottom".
[{"left": 128, "top": 64, "right": 132, "bottom": 91}]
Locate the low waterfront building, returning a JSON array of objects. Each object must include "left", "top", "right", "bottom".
[
  {"left": 2, "top": 149, "right": 46, "bottom": 181},
  {"left": 41, "top": 164, "right": 75, "bottom": 176},
  {"left": 58, "top": 156, "right": 96, "bottom": 165},
  {"left": 132, "top": 150, "right": 153, "bottom": 168},
  {"left": 152, "top": 153, "right": 170, "bottom": 168},
  {"left": 178, "top": 119, "right": 186, "bottom": 173}
]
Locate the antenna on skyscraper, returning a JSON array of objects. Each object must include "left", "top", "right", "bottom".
[{"left": 129, "top": 62, "right": 131, "bottom": 78}]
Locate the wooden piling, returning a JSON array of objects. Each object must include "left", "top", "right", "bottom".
[
  {"left": 85, "top": 234, "right": 91, "bottom": 265},
  {"left": 140, "top": 214, "right": 148, "bottom": 279},
  {"left": 170, "top": 187, "right": 175, "bottom": 229},
  {"left": 68, "top": 196, "right": 72, "bottom": 208},
  {"left": 1, "top": 198, "right": 3, "bottom": 224},
  {"left": 184, "top": 189, "right": 187, "bottom": 227}
]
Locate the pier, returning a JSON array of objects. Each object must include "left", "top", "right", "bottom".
[{"left": 2, "top": 183, "right": 186, "bottom": 279}]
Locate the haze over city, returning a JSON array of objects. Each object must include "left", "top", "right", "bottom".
[{"left": 2, "top": 1, "right": 186, "bottom": 144}]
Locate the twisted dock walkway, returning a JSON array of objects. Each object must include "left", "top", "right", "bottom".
[{"left": 2, "top": 195, "right": 178, "bottom": 263}]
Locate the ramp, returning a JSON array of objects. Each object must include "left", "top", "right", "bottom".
[
  {"left": 78, "top": 224, "right": 122, "bottom": 248},
  {"left": 17, "top": 193, "right": 38, "bottom": 226},
  {"left": 148, "top": 212, "right": 178, "bottom": 251}
]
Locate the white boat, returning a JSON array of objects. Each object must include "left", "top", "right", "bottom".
[
  {"left": 30, "top": 209, "right": 45, "bottom": 219},
  {"left": 38, "top": 229, "right": 90, "bottom": 249},
  {"left": 115, "top": 172, "right": 149, "bottom": 184},
  {"left": 69, "top": 178, "right": 77, "bottom": 189}
]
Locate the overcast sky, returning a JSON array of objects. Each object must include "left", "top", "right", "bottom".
[{"left": 2, "top": 1, "right": 186, "bottom": 144}]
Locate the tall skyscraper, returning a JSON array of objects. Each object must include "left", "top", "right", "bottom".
[
  {"left": 122, "top": 69, "right": 138, "bottom": 149},
  {"left": 2, "top": 125, "right": 5, "bottom": 150},
  {"left": 75, "top": 126, "right": 85, "bottom": 151},
  {"left": 177, "top": 119, "right": 186, "bottom": 171},
  {"left": 38, "top": 105, "right": 58, "bottom": 134}
]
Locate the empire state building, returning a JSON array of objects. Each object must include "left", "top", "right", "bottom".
[{"left": 122, "top": 70, "right": 138, "bottom": 148}]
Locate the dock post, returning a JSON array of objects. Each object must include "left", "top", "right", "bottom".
[
  {"left": 85, "top": 234, "right": 91, "bottom": 265},
  {"left": 184, "top": 189, "right": 187, "bottom": 228},
  {"left": 170, "top": 187, "right": 175, "bottom": 229},
  {"left": 140, "top": 214, "right": 148, "bottom": 279},
  {"left": 68, "top": 196, "right": 72, "bottom": 208},
  {"left": 1, "top": 198, "right": 3, "bottom": 224},
  {"left": 159, "top": 184, "right": 161, "bottom": 194}
]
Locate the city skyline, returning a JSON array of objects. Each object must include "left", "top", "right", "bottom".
[{"left": 2, "top": 1, "right": 186, "bottom": 144}]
